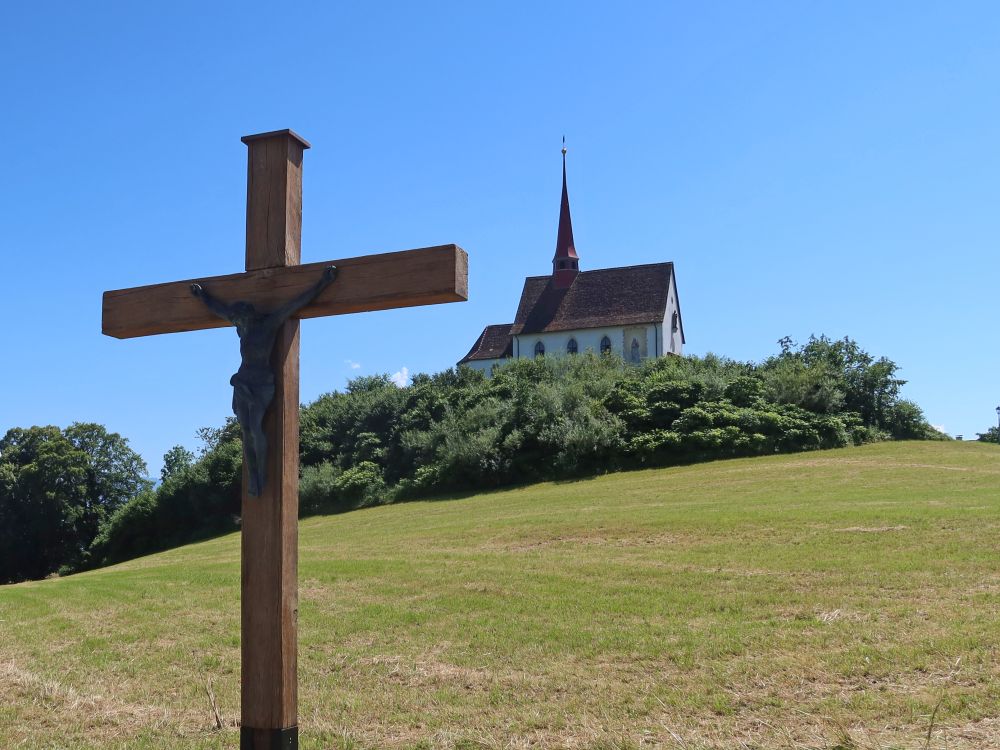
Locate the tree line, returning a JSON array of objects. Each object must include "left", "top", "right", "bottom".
[{"left": 0, "top": 336, "right": 947, "bottom": 583}]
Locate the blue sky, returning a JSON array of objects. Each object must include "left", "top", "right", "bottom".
[{"left": 2, "top": 2, "right": 999, "bottom": 475}]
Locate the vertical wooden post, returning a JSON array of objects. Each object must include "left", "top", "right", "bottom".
[
  {"left": 239, "top": 129, "right": 310, "bottom": 750},
  {"left": 243, "top": 129, "right": 309, "bottom": 271}
]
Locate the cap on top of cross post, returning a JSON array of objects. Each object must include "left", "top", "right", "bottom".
[{"left": 241, "top": 129, "right": 311, "bottom": 149}]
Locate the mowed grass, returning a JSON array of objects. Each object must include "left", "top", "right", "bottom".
[{"left": 2, "top": 441, "right": 999, "bottom": 750}]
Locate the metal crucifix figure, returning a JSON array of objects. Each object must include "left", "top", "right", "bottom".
[{"left": 191, "top": 266, "right": 338, "bottom": 496}]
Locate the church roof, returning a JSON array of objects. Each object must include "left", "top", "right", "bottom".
[
  {"left": 458, "top": 323, "right": 515, "bottom": 363},
  {"left": 511, "top": 263, "right": 679, "bottom": 336}
]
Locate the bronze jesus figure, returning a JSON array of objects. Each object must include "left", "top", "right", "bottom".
[{"left": 191, "top": 266, "right": 338, "bottom": 496}]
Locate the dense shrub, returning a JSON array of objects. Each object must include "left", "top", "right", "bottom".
[
  {"left": 84, "top": 420, "right": 241, "bottom": 570},
  {"left": 299, "top": 459, "right": 388, "bottom": 513},
  {"left": 976, "top": 426, "right": 999, "bottom": 443},
  {"left": 79, "top": 335, "right": 944, "bottom": 572}
]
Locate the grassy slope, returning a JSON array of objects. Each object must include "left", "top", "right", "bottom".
[{"left": 1, "top": 441, "right": 999, "bottom": 750}]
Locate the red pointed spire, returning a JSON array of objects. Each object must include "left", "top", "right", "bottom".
[{"left": 552, "top": 138, "right": 579, "bottom": 288}]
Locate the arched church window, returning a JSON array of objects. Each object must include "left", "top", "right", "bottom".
[
  {"left": 600, "top": 336, "right": 612, "bottom": 355},
  {"left": 567, "top": 338, "right": 578, "bottom": 354},
  {"left": 534, "top": 340, "right": 545, "bottom": 357},
  {"left": 671, "top": 311, "right": 679, "bottom": 333},
  {"left": 630, "top": 338, "right": 641, "bottom": 363}
]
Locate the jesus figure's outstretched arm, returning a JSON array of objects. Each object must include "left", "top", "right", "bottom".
[
  {"left": 190, "top": 283, "right": 235, "bottom": 322},
  {"left": 270, "top": 266, "right": 338, "bottom": 324}
]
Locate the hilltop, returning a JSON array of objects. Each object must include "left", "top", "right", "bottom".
[{"left": 2, "top": 441, "right": 998, "bottom": 749}]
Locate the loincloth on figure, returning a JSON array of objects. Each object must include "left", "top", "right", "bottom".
[{"left": 230, "top": 369, "right": 276, "bottom": 414}]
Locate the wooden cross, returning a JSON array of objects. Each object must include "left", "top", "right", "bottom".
[{"left": 102, "top": 129, "right": 468, "bottom": 749}]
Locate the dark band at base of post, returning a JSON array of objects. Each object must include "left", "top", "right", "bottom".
[{"left": 240, "top": 726, "right": 297, "bottom": 749}]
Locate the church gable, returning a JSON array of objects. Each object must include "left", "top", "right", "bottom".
[{"left": 663, "top": 270, "right": 685, "bottom": 353}]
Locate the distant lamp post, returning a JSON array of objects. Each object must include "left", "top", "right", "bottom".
[{"left": 995, "top": 406, "right": 1000, "bottom": 442}]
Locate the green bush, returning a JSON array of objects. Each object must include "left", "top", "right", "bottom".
[
  {"left": 79, "top": 335, "right": 941, "bottom": 572},
  {"left": 886, "top": 400, "right": 949, "bottom": 440},
  {"left": 300, "top": 461, "right": 341, "bottom": 515},
  {"left": 332, "top": 461, "right": 387, "bottom": 508},
  {"left": 977, "top": 427, "right": 1000, "bottom": 444},
  {"left": 83, "top": 422, "right": 241, "bottom": 571}
]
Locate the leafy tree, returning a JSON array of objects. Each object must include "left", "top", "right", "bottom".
[
  {"left": 0, "top": 424, "right": 148, "bottom": 582},
  {"left": 196, "top": 418, "right": 239, "bottom": 456},
  {"left": 885, "top": 400, "right": 947, "bottom": 440},
  {"left": 762, "top": 336, "right": 905, "bottom": 429},
  {"left": 976, "top": 427, "right": 1000, "bottom": 443},
  {"left": 161, "top": 445, "right": 195, "bottom": 482},
  {"left": 0, "top": 426, "right": 87, "bottom": 582},
  {"left": 797, "top": 336, "right": 905, "bottom": 428},
  {"left": 86, "top": 428, "right": 240, "bottom": 569},
  {"left": 63, "top": 423, "right": 150, "bottom": 544}
]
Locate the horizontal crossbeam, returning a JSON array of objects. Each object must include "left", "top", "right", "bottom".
[{"left": 102, "top": 244, "right": 467, "bottom": 339}]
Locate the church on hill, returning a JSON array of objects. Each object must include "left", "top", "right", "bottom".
[{"left": 458, "top": 146, "right": 685, "bottom": 373}]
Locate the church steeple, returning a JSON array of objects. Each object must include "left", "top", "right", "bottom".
[{"left": 552, "top": 137, "right": 579, "bottom": 288}]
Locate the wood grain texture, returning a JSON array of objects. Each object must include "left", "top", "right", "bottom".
[
  {"left": 240, "top": 127, "right": 302, "bottom": 743},
  {"left": 102, "top": 244, "right": 469, "bottom": 339},
  {"left": 241, "top": 318, "right": 300, "bottom": 732},
  {"left": 244, "top": 132, "right": 305, "bottom": 271}
]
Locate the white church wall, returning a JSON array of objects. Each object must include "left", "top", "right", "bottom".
[
  {"left": 514, "top": 325, "right": 657, "bottom": 361},
  {"left": 622, "top": 326, "right": 648, "bottom": 362},
  {"left": 463, "top": 358, "right": 507, "bottom": 374},
  {"left": 467, "top": 320, "right": 670, "bottom": 378},
  {"left": 646, "top": 325, "right": 659, "bottom": 358},
  {"left": 663, "top": 273, "right": 682, "bottom": 355}
]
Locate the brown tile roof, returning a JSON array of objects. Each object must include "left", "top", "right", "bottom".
[
  {"left": 458, "top": 323, "right": 514, "bottom": 363},
  {"left": 511, "top": 263, "right": 677, "bottom": 335}
]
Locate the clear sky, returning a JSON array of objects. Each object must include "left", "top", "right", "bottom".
[{"left": 3, "top": 2, "right": 999, "bottom": 476}]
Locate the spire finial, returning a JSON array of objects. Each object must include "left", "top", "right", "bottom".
[{"left": 561, "top": 135, "right": 567, "bottom": 157}]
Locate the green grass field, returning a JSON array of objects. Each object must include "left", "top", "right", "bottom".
[{"left": 2, "top": 441, "right": 999, "bottom": 749}]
